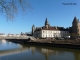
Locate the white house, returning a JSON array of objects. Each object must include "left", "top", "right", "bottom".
[{"left": 32, "top": 18, "right": 69, "bottom": 38}]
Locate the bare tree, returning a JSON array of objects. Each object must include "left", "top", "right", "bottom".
[{"left": 0, "top": 0, "right": 32, "bottom": 21}]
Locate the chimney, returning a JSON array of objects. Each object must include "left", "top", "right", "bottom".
[
  {"left": 55, "top": 27, "right": 57, "bottom": 29},
  {"left": 78, "top": 19, "right": 79, "bottom": 22}
]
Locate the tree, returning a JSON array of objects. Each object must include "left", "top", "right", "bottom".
[{"left": 0, "top": 0, "right": 32, "bottom": 21}]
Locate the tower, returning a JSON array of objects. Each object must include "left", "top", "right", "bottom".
[
  {"left": 32, "top": 24, "right": 35, "bottom": 35},
  {"left": 45, "top": 18, "right": 50, "bottom": 29},
  {"left": 72, "top": 16, "right": 79, "bottom": 38},
  {"left": 72, "top": 16, "right": 79, "bottom": 24}
]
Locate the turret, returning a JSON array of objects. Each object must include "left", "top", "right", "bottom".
[
  {"left": 44, "top": 17, "right": 50, "bottom": 29},
  {"left": 72, "top": 16, "right": 79, "bottom": 24},
  {"left": 32, "top": 24, "right": 35, "bottom": 35},
  {"left": 72, "top": 16, "right": 79, "bottom": 38},
  {"left": 45, "top": 18, "right": 49, "bottom": 25}
]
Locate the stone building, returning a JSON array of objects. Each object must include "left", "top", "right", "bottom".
[
  {"left": 32, "top": 24, "right": 35, "bottom": 36},
  {"left": 31, "top": 18, "right": 69, "bottom": 38},
  {"left": 71, "top": 16, "right": 80, "bottom": 38}
]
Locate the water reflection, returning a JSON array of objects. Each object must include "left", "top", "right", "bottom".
[
  {"left": 2, "top": 39, "right": 6, "bottom": 45},
  {"left": 23, "top": 45, "right": 80, "bottom": 60},
  {"left": 0, "top": 41, "right": 80, "bottom": 60},
  {"left": 28, "top": 45, "right": 75, "bottom": 60},
  {"left": 0, "top": 39, "right": 23, "bottom": 51}
]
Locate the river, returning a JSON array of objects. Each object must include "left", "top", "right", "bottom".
[{"left": 0, "top": 39, "right": 80, "bottom": 60}]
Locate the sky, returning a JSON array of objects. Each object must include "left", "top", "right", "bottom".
[{"left": 0, "top": 0, "right": 80, "bottom": 34}]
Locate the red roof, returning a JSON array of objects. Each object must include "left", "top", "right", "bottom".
[
  {"left": 42, "top": 26, "right": 59, "bottom": 30},
  {"left": 34, "top": 26, "right": 68, "bottom": 32}
]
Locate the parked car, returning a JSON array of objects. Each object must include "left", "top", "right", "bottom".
[
  {"left": 55, "top": 37, "right": 64, "bottom": 40},
  {"left": 60, "top": 37, "right": 64, "bottom": 40}
]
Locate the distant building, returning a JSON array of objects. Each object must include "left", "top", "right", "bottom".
[
  {"left": 7, "top": 34, "right": 21, "bottom": 37},
  {"left": 0, "top": 33, "right": 6, "bottom": 37},
  {"left": 32, "top": 18, "right": 69, "bottom": 38}
]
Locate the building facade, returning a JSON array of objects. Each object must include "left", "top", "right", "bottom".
[
  {"left": 32, "top": 18, "right": 69, "bottom": 38},
  {"left": 71, "top": 16, "right": 80, "bottom": 38}
]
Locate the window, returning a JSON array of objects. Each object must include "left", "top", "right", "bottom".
[
  {"left": 53, "top": 31, "right": 54, "bottom": 33},
  {"left": 43, "top": 35, "right": 44, "bottom": 37},
  {"left": 46, "top": 35, "right": 47, "bottom": 37},
  {"left": 58, "top": 31, "right": 60, "bottom": 33},
  {"left": 53, "top": 35, "right": 54, "bottom": 37}
]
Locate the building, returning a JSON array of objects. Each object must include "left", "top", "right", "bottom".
[
  {"left": 32, "top": 18, "right": 69, "bottom": 38},
  {"left": 70, "top": 16, "right": 80, "bottom": 38},
  {"left": 7, "top": 34, "right": 21, "bottom": 37},
  {"left": 0, "top": 33, "right": 6, "bottom": 37}
]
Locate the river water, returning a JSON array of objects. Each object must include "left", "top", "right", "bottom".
[{"left": 0, "top": 39, "right": 80, "bottom": 60}]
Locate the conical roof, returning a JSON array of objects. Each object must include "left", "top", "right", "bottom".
[
  {"left": 45, "top": 17, "right": 49, "bottom": 25},
  {"left": 73, "top": 16, "right": 78, "bottom": 23},
  {"left": 32, "top": 24, "right": 35, "bottom": 27}
]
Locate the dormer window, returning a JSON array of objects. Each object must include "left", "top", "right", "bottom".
[{"left": 43, "top": 31, "right": 44, "bottom": 33}]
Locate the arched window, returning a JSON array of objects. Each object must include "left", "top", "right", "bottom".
[{"left": 46, "top": 35, "right": 47, "bottom": 37}]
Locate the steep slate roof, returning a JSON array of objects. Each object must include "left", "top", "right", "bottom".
[
  {"left": 45, "top": 18, "right": 49, "bottom": 25},
  {"left": 73, "top": 16, "right": 79, "bottom": 23},
  {"left": 34, "top": 26, "right": 69, "bottom": 32},
  {"left": 42, "top": 26, "right": 68, "bottom": 31},
  {"left": 42, "top": 26, "right": 59, "bottom": 30}
]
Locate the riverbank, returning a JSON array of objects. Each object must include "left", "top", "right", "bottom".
[
  {"left": 6, "top": 39, "right": 80, "bottom": 50},
  {"left": 24, "top": 42, "right": 80, "bottom": 50}
]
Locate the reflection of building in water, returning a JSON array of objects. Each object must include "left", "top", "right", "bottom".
[
  {"left": 42, "top": 48, "right": 55, "bottom": 53},
  {"left": 30, "top": 46, "right": 53, "bottom": 59},
  {"left": 1, "top": 40, "right": 13, "bottom": 45},
  {"left": 41, "top": 48, "right": 59, "bottom": 60},
  {"left": 17, "top": 44, "right": 23, "bottom": 48},
  {"left": 74, "top": 52, "right": 80, "bottom": 60},
  {"left": 30, "top": 47, "right": 36, "bottom": 55},
  {"left": 30, "top": 46, "right": 59, "bottom": 60},
  {"left": 33, "top": 46, "right": 80, "bottom": 60},
  {"left": 8, "top": 42, "right": 11, "bottom": 45},
  {"left": 1, "top": 45, "right": 80, "bottom": 60},
  {"left": 0, "top": 47, "right": 29, "bottom": 56},
  {"left": 2, "top": 39, "right": 7, "bottom": 45}
]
